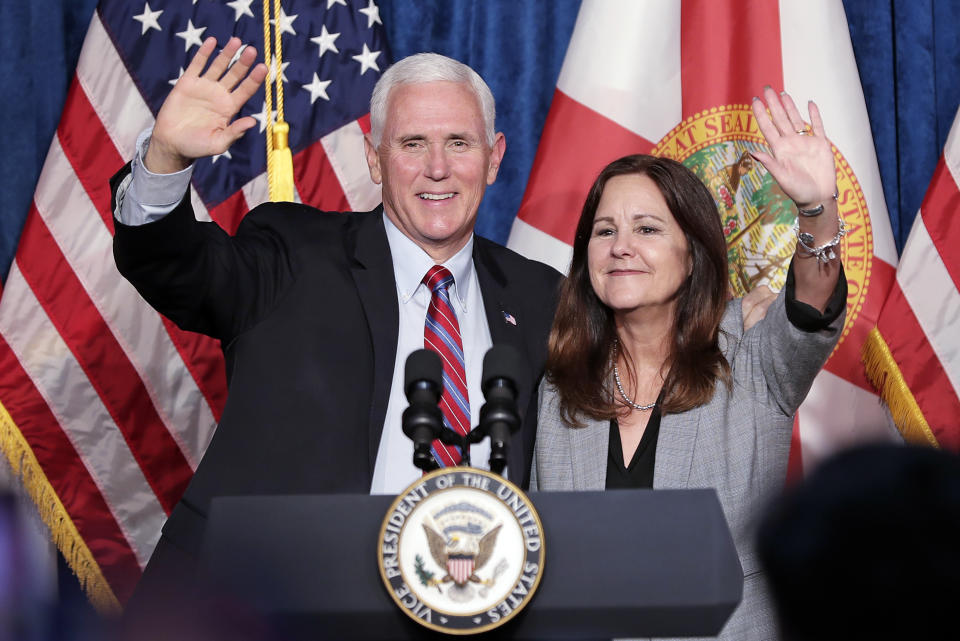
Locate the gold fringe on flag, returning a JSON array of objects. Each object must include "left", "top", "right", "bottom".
[
  {"left": 262, "top": 0, "right": 294, "bottom": 202},
  {"left": 0, "top": 401, "right": 121, "bottom": 614},
  {"left": 861, "top": 327, "right": 939, "bottom": 448}
]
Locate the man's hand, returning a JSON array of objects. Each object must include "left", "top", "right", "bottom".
[
  {"left": 145, "top": 37, "right": 268, "bottom": 174},
  {"left": 742, "top": 284, "right": 776, "bottom": 331}
]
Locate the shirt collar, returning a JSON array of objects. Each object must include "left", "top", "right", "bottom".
[{"left": 383, "top": 213, "right": 474, "bottom": 313}]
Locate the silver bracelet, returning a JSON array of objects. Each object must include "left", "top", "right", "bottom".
[
  {"left": 796, "top": 189, "right": 839, "bottom": 217},
  {"left": 794, "top": 213, "right": 847, "bottom": 264}
]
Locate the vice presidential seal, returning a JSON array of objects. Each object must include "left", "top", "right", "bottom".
[{"left": 378, "top": 468, "right": 544, "bottom": 635}]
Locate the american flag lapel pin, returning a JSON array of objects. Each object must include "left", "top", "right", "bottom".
[{"left": 502, "top": 311, "right": 517, "bottom": 326}]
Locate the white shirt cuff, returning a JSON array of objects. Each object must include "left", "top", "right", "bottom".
[{"left": 115, "top": 127, "right": 195, "bottom": 226}]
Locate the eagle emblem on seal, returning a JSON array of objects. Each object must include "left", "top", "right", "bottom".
[
  {"left": 418, "top": 501, "right": 505, "bottom": 591},
  {"left": 423, "top": 521, "right": 502, "bottom": 587}
]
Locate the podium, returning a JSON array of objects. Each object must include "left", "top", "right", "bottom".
[{"left": 197, "top": 489, "right": 742, "bottom": 639}]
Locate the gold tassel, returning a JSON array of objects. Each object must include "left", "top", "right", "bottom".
[
  {"left": 0, "top": 401, "right": 121, "bottom": 614},
  {"left": 262, "top": 0, "right": 294, "bottom": 202},
  {"left": 269, "top": 121, "right": 294, "bottom": 202},
  {"left": 861, "top": 327, "right": 939, "bottom": 447}
]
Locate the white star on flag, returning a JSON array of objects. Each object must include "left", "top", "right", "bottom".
[
  {"left": 352, "top": 43, "right": 381, "bottom": 75},
  {"left": 327, "top": 0, "right": 347, "bottom": 8},
  {"left": 133, "top": 2, "right": 163, "bottom": 35},
  {"left": 225, "top": 0, "right": 254, "bottom": 22},
  {"left": 175, "top": 19, "right": 206, "bottom": 52},
  {"left": 168, "top": 67, "right": 184, "bottom": 86},
  {"left": 268, "top": 60, "right": 290, "bottom": 84},
  {"left": 358, "top": 0, "right": 382, "bottom": 28},
  {"left": 270, "top": 8, "right": 298, "bottom": 36},
  {"left": 252, "top": 102, "right": 278, "bottom": 133},
  {"left": 211, "top": 149, "right": 232, "bottom": 163},
  {"left": 310, "top": 25, "right": 340, "bottom": 58},
  {"left": 302, "top": 74, "right": 332, "bottom": 104}
]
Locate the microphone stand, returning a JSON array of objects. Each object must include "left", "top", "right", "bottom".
[{"left": 402, "top": 346, "right": 521, "bottom": 476}]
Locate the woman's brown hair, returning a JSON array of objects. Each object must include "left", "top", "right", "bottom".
[{"left": 546, "top": 154, "right": 731, "bottom": 423}]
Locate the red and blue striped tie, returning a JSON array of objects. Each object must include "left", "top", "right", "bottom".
[{"left": 422, "top": 265, "right": 470, "bottom": 467}]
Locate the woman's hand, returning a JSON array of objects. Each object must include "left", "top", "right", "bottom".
[
  {"left": 752, "top": 86, "right": 842, "bottom": 313},
  {"left": 145, "top": 37, "right": 268, "bottom": 174},
  {"left": 750, "top": 86, "right": 836, "bottom": 210}
]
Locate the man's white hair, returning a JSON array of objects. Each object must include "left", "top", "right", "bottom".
[{"left": 369, "top": 52, "right": 496, "bottom": 147}]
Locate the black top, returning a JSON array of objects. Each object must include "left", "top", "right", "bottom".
[
  {"left": 604, "top": 261, "right": 847, "bottom": 489},
  {"left": 606, "top": 403, "right": 663, "bottom": 489},
  {"left": 783, "top": 260, "right": 847, "bottom": 332}
]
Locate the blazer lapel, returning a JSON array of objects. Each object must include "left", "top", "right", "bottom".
[
  {"left": 569, "top": 417, "right": 609, "bottom": 490},
  {"left": 472, "top": 239, "right": 535, "bottom": 478},
  {"left": 473, "top": 240, "right": 526, "bottom": 359},
  {"left": 348, "top": 210, "right": 400, "bottom": 475},
  {"left": 653, "top": 408, "right": 701, "bottom": 489}
]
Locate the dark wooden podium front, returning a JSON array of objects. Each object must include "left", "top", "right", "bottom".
[{"left": 198, "top": 489, "right": 742, "bottom": 639}]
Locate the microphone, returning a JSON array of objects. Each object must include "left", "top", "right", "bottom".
[
  {"left": 402, "top": 349, "right": 444, "bottom": 471},
  {"left": 475, "top": 345, "right": 522, "bottom": 475}
]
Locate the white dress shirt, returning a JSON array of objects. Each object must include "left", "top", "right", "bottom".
[
  {"left": 114, "top": 129, "right": 193, "bottom": 225},
  {"left": 371, "top": 216, "right": 493, "bottom": 493}
]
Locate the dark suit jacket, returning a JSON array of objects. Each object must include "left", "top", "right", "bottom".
[{"left": 111, "top": 169, "right": 562, "bottom": 560}]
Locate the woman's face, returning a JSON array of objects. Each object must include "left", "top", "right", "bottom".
[{"left": 586, "top": 174, "right": 692, "bottom": 317}]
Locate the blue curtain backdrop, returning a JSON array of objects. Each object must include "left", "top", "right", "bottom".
[
  {"left": 0, "top": 0, "right": 101, "bottom": 284},
  {"left": 844, "top": 0, "right": 960, "bottom": 248},
  {"left": 0, "top": 0, "right": 957, "bottom": 274}
]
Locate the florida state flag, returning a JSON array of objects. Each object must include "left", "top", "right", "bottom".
[{"left": 508, "top": 0, "right": 900, "bottom": 473}]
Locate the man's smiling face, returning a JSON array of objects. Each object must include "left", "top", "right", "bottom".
[{"left": 365, "top": 80, "right": 505, "bottom": 262}]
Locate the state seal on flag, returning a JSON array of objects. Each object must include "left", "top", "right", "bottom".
[
  {"left": 377, "top": 468, "right": 544, "bottom": 635},
  {"left": 652, "top": 104, "right": 872, "bottom": 350}
]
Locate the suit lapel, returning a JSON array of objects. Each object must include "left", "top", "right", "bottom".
[
  {"left": 472, "top": 239, "right": 533, "bottom": 477},
  {"left": 569, "top": 416, "right": 609, "bottom": 490},
  {"left": 348, "top": 210, "right": 400, "bottom": 475},
  {"left": 473, "top": 240, "right": 526, "bottom": 358},
  {"left": 653, "top": 408, "right": 701, "bottom": 489}
]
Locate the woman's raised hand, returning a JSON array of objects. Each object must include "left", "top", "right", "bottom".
[
  {"left": 145, "top": 37, "right": 268, "bottom": 174},
  {"left": 750, "top": 86, "right": 836, "bottom": 210}
]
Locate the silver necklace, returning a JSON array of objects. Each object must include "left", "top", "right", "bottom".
[{"left": 613, "top": 362, "right": 657, "bottom": 411}]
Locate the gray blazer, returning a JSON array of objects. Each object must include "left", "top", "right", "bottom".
[{"left": 530, "top": 290, "right": 844, "bottom": 641}]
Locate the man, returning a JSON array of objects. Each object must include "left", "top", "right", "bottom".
[{"left": 112, "top": 37, "right": 561, "bottom": 614}]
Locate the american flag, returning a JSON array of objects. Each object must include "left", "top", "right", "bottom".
[
  {"left": 865, "top": 106, "right": 960, "bottom": 450},
  {"left": 0, "top": 0, "right": 386, "bottom": 610}
]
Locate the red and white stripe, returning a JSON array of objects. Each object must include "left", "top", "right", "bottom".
[
  {"left": 508, "top": 0, "right": 901, "bottom": 473},
  {"left": 0, "top": 10, "right": 379, "bottom": 605},
  {"left": 875, "top": 108, "right": 960, "bottom": 449},
  {"left": 447, "top": 556, "right": 474, "bottom": 585}
]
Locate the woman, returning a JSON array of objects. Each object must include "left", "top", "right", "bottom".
[{"left": 530, "top": 88, "right": 847, "bottom": 640}]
